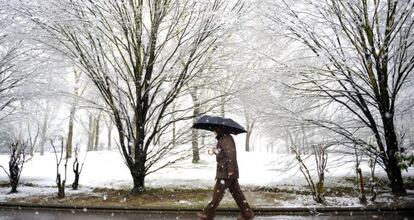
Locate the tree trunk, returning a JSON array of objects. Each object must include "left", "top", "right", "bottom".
[
  {"left": 72, "top": 162, "right": 80, "bottom": 190},
  {"left": 107, "top": 126, "right": 112, "bottom": 150},
  {"left": 72, "top": 172, "right": 79, "bottom": 190},
  {"left": 382, "top": 116, "right": 406, "bottom": 194},
  {"left": 244, "top": 110, "right": 253, "bottom": 152},
  {"left": 87, "top": 114, "right": 94, "bottom": 151},
  {"left": 39, "top": 111, "right": 49, "bottom": 155},
  {"left": 10, "top": 184, "right": 17, "bottom": 193},
  {"left": 57, "top": 173, "right": 65, "bottom": 198},
  {"left": 220, "top": 95, "right": 225, "bottom": 117},
  {"left": 93, "top": 114, "right": 100, "bottom": 151},
  {"left": 104, "top": 115, "right": 114, "bottom": 151},
  {"left": 245, "top": 130, "right": 251, "bottom": 152},
  {"left": 192, "top": 128, "right": 199, "bottom": 163},
  {"left": 190, "top": 87, "right": 200, "bottom": 163},
  {"left": 385, "top": 154, "right": 405, "bottom": 194},
  {"left": 66, "top": 108, "right": 75, "bottom": 158},
  {"left": 66, "top": 71, "right": 80, "bottom": 158},
  {"left": 357, "top": 168, "right": 367, "bottom": 204},
  {"left": 10, "top": 166, "right": 19, "bottom": 193},
  {"left": 172, "top": 104, "right": 176, "bottom": 149},
  {"left": 130, "top": 163, "right": 146, "bottom": 194}
]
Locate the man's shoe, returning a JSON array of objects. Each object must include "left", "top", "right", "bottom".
[
  {"left": 197, "top": 212, "right": 214, "bottom": 220},
  {"left": 237, "top": 210, "right": 254, "bottom": 220}
]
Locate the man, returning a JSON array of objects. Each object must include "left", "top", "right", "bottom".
[{"left": 197, "top": 127, "right": 254, "bottom": 220}]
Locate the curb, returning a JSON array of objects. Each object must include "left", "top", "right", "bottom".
[{"left": 1, "top": 202, "right": 413, "bottom": 215}]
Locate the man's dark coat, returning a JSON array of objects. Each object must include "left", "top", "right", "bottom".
[{"left": 215, "top": 133, "right": 239, "bottom": 179}]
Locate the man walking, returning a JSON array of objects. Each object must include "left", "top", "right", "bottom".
[{"left": 197, "top": 127, "right": 254, "bottom": 220}]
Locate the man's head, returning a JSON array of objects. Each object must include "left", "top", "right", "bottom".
[{"left": 213, "top": 126, "right": 225, "bottom": 136}]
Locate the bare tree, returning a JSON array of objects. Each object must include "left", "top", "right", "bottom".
[
  {"left": 86, "top": 113, "right": 94, "bottom": 151},
  {"left": 16, "top": 0, "right": 243, "bottom": 193},
  {"left": 38, "top": 100, "right": 51, "bottom": 155},
  {"left": 93, "top": 111, "right": 102, "bottom": 151},
  {"left": 0, "top": 140, "right": 33, "bottom": 193},
  {"left": 190, "top": 86, "right": 200, "bottom": 163},
  {"left": 103, "top": 113, "right": 114, "bottom": 150},
  {"left": 0, "top": 4, "right": 51, "bottom": 125},
  {"left": 268, "top": 0, "right": 414, "bottom": 194},
  {"left": 50, "top": 138, "right": 68, "bottom": 198},
  {"left": 368, "top": 149, "right": 380, "bottom": 201},
  {"left": 0, "top": 40, "right": 30, "bottom": 122},
  {"left": 243, "top": 107, "right": 256, "bottom": 152},
  {"left": 71, "top": 144, "right": 86, "bottom": 190},
  {"left": 353, "top": 144, "right": 367, "bottom": 204},
  {"left": 65, "top": 70, "right": 82, "bottom": 158},
  {"left": 291, "top": 143, "right": 329, "bottom": 203}
]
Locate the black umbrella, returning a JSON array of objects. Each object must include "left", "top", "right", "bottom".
[{"left": 192, "top": 115, "right": 247, "bottom": 135}]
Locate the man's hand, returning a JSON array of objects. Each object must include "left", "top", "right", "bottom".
[{"left": 228, "top": 172, "right": 234, "bottom": 176}]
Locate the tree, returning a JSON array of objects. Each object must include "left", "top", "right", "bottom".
[
  {"left": 71, "top": 145, "right": 86, "bottom": 190},
  {"left": 268, "top": 0, "right": 414, "bottom": 194},
  {"left": 103, "top": 113, "right": 114, "bottom": 150},
  {"left": 0, "top": 38, "right": 35, "bottom": 123},
  {"left": 0, "top": 140, "right": 33, "bottom": 193},
  {"left": 50, "top": 138, "right": 69, "bottom": 198},
  {"left": 65, "top": 70, "right": 82, "bottom": 158},
  {"left": 17, "top": 0, "right": 243, "bottom": 193},
  {"left": 38, "top": 100, "right": 52, "bottom": 155},
  {"left": 291, "top": 143, "right": 330, "bottom": 203},
  {"left": 244, "top": 107, "right": 256, "bottom": 152},
  {"left": 190, "top": 86, "right": 201, "bottom": 163},
  {"left": 1, "top": 2, "right": 70, "bottom": 157}
]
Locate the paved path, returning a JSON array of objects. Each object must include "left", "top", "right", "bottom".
[{"left": 0, "top": 209, "right": 412, "bottom": 220}]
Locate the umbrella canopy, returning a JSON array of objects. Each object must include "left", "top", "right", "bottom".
[{"left": 192, "top": 115, "right": 247, "bottom": 135}]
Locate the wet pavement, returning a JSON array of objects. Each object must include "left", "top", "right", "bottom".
[{"left": 0, "top": 209, "right": 412, "bottom": 220}]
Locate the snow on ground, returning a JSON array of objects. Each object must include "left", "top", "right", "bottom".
[
  {"left": 0, "top": 186, "right": 96, "bottom": 202},
  {"left": 275, "top": 195, "right": 362, "bottom": 208},
  {"left": 0, "top": 149, "right": 413, "bottom": 189},
  {"left": 0, "top": 148, "right": 413, "bottom": 203}
]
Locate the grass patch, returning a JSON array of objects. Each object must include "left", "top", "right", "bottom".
[
  {"left": 8, "top": 187, "right": 213, "bottom": 209},
  {"left": 0, "top": 181, "right": 9, "bottom": 187},
  {"left": 2, "top": 176, "right": 414, "bottom": 209}
]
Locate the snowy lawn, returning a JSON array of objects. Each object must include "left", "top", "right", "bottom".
[{"left": 0, "top": 150, "right": 413, "bottom": 208}]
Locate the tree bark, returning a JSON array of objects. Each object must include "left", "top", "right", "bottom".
[
  {"left": 87, "top": 114, "right": 94, "bottom": 151},
  {"left": 172, "top": 103, "right": 176, "bottom": 149},
  {"left": 190, "top": 87, "right": 200, "bottom": 163},
  {"left": 39, "top": 109, "right": 49, "bottom": 155},
  {"left": 385, "top": 147, "right": 406, "bottom": 194},
  {"left": 107, "top": 124, "right": 112, "bottom": 150},
  {"left": 130, "top": 162, "right": 146, "bottom": 195},
  {"left": 245, "top": 129, "right": 253, "bottom": 152},
  {"left": 66, "top": 71, "right": 80, "bottom": 158},
  {"left": 220, "top": 95, "right": 225, "bottom": 117},
  {"left": 381, "top": 112, "right": 406, "bottom": 194},
  {"left": 66, "top": 107, "right": 75, "bottom": 158},
  {"left": 93, "top": 113, "right": 101, "bottom": 151},
  {"left": 244, "top": 111, "right": 255, "bottom": 152},
  {"left": 72, "top": 161, "right": 80, "bottom": 190}
]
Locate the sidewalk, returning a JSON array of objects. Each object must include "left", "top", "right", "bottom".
[{"left": 1, "top": 201, "right": 414, "bottom": 215}]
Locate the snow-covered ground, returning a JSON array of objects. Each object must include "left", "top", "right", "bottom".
[
  {"left": 0, "top": 149, "right": 413, "bottom": 204},
  {"left": 0, "top": 150, "right": 391, "bottom": 189}
]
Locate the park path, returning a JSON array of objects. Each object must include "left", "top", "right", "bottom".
[{"left": 0, "top": 208, "right": 413, "bottom": 220}]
